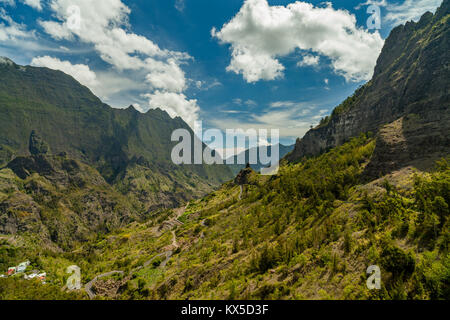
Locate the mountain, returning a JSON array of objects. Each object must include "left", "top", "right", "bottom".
[
  {"left": 1, "top": 3, "right": 449, "bottom": 301},
  {"left": 47, "top": 3, "right": 448, "bottom": 300},
  {"left": 286, "top": 1, "right": 449, "bottom": 178},
  {"left": 227, "top": 144, "right": 295, "bottom": 175},
  {"left": 0, "top": 58, "right": 233, "bottom": 213}
]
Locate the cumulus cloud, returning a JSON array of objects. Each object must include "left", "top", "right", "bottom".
[
  {"left": 0, "top": 8, "right": 34, "bottom": 41},
  {"left": 356, "top": 0, "right": 442, "bottom": 26},
  {"left": 38, "top": 0, "right": 199, "bottom": 127},
  {"left": 143, "top": 91, "right": 200, "bottom": 128},
  {"left": 385, "top": 0, "right": 442, "bottom": 25},
  {"left": 212, "top": 0, "right": 384, "bottom": 83},
  {"left": 297, "top": 54, "right": 320, "bottom": 68},
  {"left": 145, "top": 58, "right": 187, "bottom": 93},
  {"left": 22, "top": 0, "right": 42, "bottom": 10},
  {"left": 131, "top": 103, "right": 145, "bottom": 113},
  {"left": 0, "top": 0, "right": 42, "bottom": 10},
  {"left": 31, "top": 56, "right": 98, "bottom": 88},
  {"left": 211, "top": 100, "right": 328, "bottom": 138}
]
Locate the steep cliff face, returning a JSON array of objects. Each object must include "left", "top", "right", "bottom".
[
  {"left": 0, "top": 59, "right": 232, "bottom": 184},
  {"left": 287, "top": 1, "right": 450, "bottom": 172},
  {"left": 0, "top": 59, "right": 233, "bottom": 211}
]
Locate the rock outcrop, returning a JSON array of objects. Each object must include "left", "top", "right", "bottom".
[
  {"left": 287, "top": 1, "right": 450, "bottom": 177},
  {"left": 29, "top": 130, "right": 50, "bottom": 156}
]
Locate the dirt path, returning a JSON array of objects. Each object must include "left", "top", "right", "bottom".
[
  {"left": 171, "top": 230, "right": 179, "bottom": 248},
  {"left": 239, "top": 185, "right": 243, "bottom": 200}
]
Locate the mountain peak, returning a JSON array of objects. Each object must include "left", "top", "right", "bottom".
[
  {"left": 286, "top": 3, "right": 449, "bottom": 176},
  {"left": 0, "top": 57, "right": 14, "bottom": 66}
]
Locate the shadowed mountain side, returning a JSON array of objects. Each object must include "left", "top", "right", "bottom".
[
  {"left": 0, "top": 59, "right": 233, "bottom": 211},
  {"left": 286, "top": 1, "right": 449, "bottom": 178}
]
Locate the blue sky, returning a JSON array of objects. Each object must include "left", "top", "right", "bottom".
[{"left": 0, "top": 0, "right": 443, "bottom": 147}]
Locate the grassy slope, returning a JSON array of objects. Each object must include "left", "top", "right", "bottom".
[
  {"left": 148, "top": 135, "right": 448, "bottom": 300},
  {"left": 0, "top": 62, "right": 233, "bottom": 200},
  {"left": 2, "top": 135, "right": 447, "bottom": 299}
]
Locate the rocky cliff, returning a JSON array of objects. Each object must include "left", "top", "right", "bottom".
[
  {"left": 287, "top": 1, "right": 449, "bottom": 176},
  {"left": 0, "top": 59, "right": 233, "bottom": 211}
]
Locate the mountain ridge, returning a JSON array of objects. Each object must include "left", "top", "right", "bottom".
[
  {"left": 0, "top": 58, "right": 233, "bottom": 211},
  {"left": 286, "top": 1, "right": 449, "bottom": 177}
]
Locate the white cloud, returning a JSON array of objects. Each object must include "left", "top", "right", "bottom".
[
  {"left": 0, "top": 0, "right": 42, "bottom": 10},
  {"left": 0, "top": 0, "right": 15, "bottom": 6},
  {"left": 38, "top": 0, "right": 198, "bottom": 126},
  {"left": 297, "top": 54, "right": 320, "bottom": 68},
  {"left": 355, "top": 0, "right": 387, "bottom": 10},
  {"left": 22, "top": 0, "right": 42, "bottom": 10},
  {"left": 131, "top": 103, "right": 145, "bottom": 113},
  {"left": 356, "top": 0, "right": 442, "bottom": 26},
  {"left": 212, "top": 0, "right": 384, "bottom": 83},
  {"left": 38, "top": 20, "right": 73, "bottom": 40},
  {"left": 211, "top": 100, "right": 322, "bottom": 138},
  {"left": 0, "top": 8, "right": 34, "bottom": 41},
  {"left": 143, "top": 91, "right": 200, "bottom": 128},
  {"left": 145, "top": 58, "right": 187, "bottom": 92},
  {"left": 31, "top": 56, "right": 99, "bottom": 88},
  {"left": 385, "top": 0, "right": 442, "bottom": 25}
]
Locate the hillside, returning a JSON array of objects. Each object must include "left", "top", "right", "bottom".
[
  {"left": 0, "top": 58, "right": 233, "bottom": 212},
  {"left": 286, "top": 1, "right": 450, "bottom": 178},
  {"left": 3, "top": 135, "right": 446, "bottom": 300},
  {"left": 0, "top": 2, "right": 449, "bottom": 301}
]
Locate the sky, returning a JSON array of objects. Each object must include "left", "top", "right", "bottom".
[{"left": 0, "top": 0, "right": 443, "bottom": 148}]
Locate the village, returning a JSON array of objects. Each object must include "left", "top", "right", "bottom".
[{"left": 0, "top": 261, "right": 46, "bottom": 283}]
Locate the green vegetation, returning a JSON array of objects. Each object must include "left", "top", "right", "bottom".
[
  {"left": 2, "top": 135, "right": 446, "bottom": 300},
  {"left": 0, "top": 2, "right": 448, "bottom": 300},
  {"left": 0, "top": 60, "right": 232, "bottom": 210}
]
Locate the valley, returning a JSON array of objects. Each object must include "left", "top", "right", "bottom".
[{"left": 0, "top": 0, "right": 449, "bottom": 301}]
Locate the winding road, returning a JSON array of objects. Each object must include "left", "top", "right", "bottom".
[
  {"left": 83, "top": 205, "right": 186, "bottom": 299},
  {"left": 84, "top": 271, "right": 124, "bottom": 299}
]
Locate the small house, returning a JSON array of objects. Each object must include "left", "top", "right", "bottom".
[
  {"left": 16, "top": 261, "right": 31, "bottom": 273},
  {"left": 7, "top": 267, "right": 16, "bottom": 276},
  {"left": 24, "top": 273, "right": 37, "bottom": 280}
]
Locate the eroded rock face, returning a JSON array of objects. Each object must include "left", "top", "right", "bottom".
[
  {"left": 0, "top": 192, "right": 42, "bottom": 234},
  {"left": 234, "top": 165, "right": 254, "bottom": 185},
  {"left": 287, "top": 3, "right": 450, "bottom": 171},
  {"left": 363, "top": 113, "right": 450, "bottom": 180},
  {"left": 7, "top": 155, "right": 55, "bottom": 180},
  {"left": 29, "top": 131, "right": 50, "bottom": 155}
]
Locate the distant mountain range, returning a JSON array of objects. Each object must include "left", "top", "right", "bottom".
[
  {"left": 227, "top": 143, "right": 294, "bottom": 175},
  {"left": 0, "top": 1, "right": 448, "bottom": 301}
]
